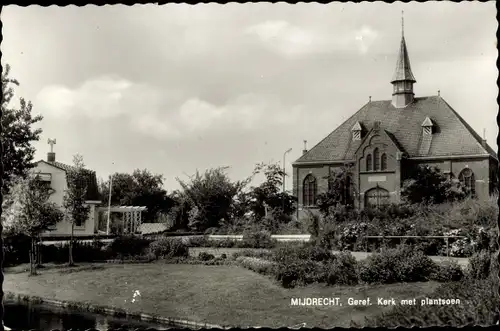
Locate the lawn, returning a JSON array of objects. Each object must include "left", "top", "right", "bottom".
[{"left": 4, "top": 262, "right": 441, "bottom": 328}]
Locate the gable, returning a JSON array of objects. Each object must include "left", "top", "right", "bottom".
[
  {"left": 34, "top": 160, "right": 100, "bottom": 201},
  {"left": 296, "top": 96, "right": 496, "bottom": 163},
  {"left": 353, "top": 128, "right": 403, "bottom": 157}
]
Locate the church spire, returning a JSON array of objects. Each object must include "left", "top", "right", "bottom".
[{"left": 391, "top": 11, "right": 417, "bottom": 108}]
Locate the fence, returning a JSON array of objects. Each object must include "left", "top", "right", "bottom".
[{"left": 362, "top": 235, "right": 468, "bottom": 257}]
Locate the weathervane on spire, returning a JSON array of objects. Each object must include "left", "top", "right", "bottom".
[{"left": 401, "top": 10, "right": 404, "bottom": 37}]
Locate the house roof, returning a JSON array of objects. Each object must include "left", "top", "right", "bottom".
[
  {"left": 35, "top": 160, "right": 100, "bottom": 201},
  {"left": 295, "top": 96, "right": 497, "bottom": 164}
]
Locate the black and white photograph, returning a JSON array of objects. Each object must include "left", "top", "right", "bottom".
[{"left": 0, "top": 1, "right": 498, "bottom": 330}]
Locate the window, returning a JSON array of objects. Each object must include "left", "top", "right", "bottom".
[
  {"left": 381, "top": 153, "right": 387, "bottom": 170},
  {"left": 365, "top": 187, "right": 390, "bottom": 209},
  {"left": 459, "top": 168, "right": 476, "bottom": 195},
  {"left": 374, "top": 148, "right": 380, "bottom": 170},
  {"left": 353, "top": 131, "right": 361, "bottom": 141},
  {"left": 303, "top": 174, "right": 317, "bottom": 207},
  {"left": 366, "top": 154, "right": 372, "bottom": 171},
  {"left": 423, "top": 126, "right": 432, "bottom": 135}
]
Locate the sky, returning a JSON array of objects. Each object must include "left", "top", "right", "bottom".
[{"left": 2, "top": 2, "right": 498, "bottom": 192}]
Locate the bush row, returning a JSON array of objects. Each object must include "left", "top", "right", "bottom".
[
  {"left": 3, "top": 235, "right": 193, "bottom": 266},
  {"left": 230, "top": 244, "right": 496, "bottom": 289},
  {"left": 361, "top": 251, "right": 500, "bottom": 327},
  {"left": 318, "top": 219, "right": 497, "bottom": 257}
]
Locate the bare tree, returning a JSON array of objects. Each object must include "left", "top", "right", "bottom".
[{"left": 62, "top": 154, "right": 90, "bottom": 266}]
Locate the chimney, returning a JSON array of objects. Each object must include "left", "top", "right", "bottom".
[
  {"left": 47, "top": 152, "right": 56, "bottom": 162},
  {"left": 482, "top": 128, "right": 487, "bottom": 148},
  {"left": 302, "top": 140, "right": 308, "bottom": 155}
]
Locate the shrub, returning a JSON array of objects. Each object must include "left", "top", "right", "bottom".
[
  {"left": 273, "top": 259, "right": 323, "bottom": 288},
  {"left": 238, "top": 230, "right": 277, "bottom": 249},
  {"left": 325, "top": 252, "right": 358, "bottom": 286},
  {"left": 186, "top": 236, "right": 210, "bottom": 247},
  {"left": 108, "top": 235, "right": 151, "bottom": 258},
  {"left": 358, "top": 246, "right": 437, "bottom": 284},
  {"left": 467, "top": 250, "right": 491, "bottom": 280},
  {"left": 201, "top": 256, "right": 228, "bottom": 265},
  {"left": 149, "top": 238, "right": 189, "bottom": 259},
  {"left": 270, "top": 243, "right": 335, "bottom": 288},
  {"left": 3, "top": 233, "right": 31, "bottom": 267},
  {"left": 220, "top": 253, "right": 227, "bottom": 259},
  {"left": 430, "top": 260, "right": 465, "bottom": 282},
  {"left": 198, "top": 252, "right": 215, "bottom": 261},
  {"left": 236, "top": 256, "right": 276, "bottom": 275},
  {"left": 272, "top": 243, "right": 334, "bottom": 264}
]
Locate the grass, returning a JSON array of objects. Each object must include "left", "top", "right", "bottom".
[{"left": 4, "top": 262, "right": 441, "bottom": 328}]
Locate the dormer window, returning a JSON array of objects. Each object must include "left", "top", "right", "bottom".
[
  {"left": 421, "top": 117, "right": 434, "bottom": 135},
  {"left": 351, "top": 121, "right": 363, "bottom": 141}
]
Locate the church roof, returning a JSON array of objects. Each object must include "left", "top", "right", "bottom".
[
  {"left": 295, "top": 96, "right": 497, "bottom": 164},
  {"left": 36, "top": 160, "right": 100, "bottom": 201},
  {"left": 391, "top": 36, "right": 416, "bottom": 83}
]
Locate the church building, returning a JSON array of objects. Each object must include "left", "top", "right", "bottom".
[{"left": 292, "top": 23, "right": 498, "bottom": 218}]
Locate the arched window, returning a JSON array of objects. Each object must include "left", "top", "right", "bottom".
[
  {"left": 459, "top": 168, "right": 476, "bottom": 195},
  {"left": 374, "top": 148, "right": 380, "bottom": 170},
  {"left": 344, "top": 174, "right": 354, "bottom": 206},
  {"left": 303, "top": 174, "right": 317, "bottom": 207},
  {"left": 366, "top": 154, "right": 372, "bottom": 171},
  {"left": 365, "top": 187, "right": 390, "bottom": 209},
  {"left": 381, "top": 153, "right": 387, "bottom": 170}
]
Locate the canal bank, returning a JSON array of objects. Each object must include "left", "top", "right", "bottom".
[{"left": 5, "top": 292, "right": 227, "bottom": 329}]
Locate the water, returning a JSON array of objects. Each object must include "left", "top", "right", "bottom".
[{"left": 4, "top": 301, "right": 172, "bottom": 330}]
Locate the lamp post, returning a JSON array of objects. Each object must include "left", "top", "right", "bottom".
[
  {"left": 106, "top": 164, "right": 114, "bottom": 235},
  {"left": 282, "top": 148, "right": 293, "bottom": 212}
]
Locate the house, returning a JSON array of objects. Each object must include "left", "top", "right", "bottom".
[
  {"left": 32, "top": 149, "right": 102, "bottom": 237},
  {"left": 292, "top": 23, "right": 498, "bottom": 219}
]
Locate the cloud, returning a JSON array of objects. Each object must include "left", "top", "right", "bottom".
[
  {"left": 245, "top": 20, "right": 379, "bottom": 56},
  {"left": 35, "top": 76, "right": 306, "bottom": 140}
]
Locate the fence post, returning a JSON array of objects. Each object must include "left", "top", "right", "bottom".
[{"left": 446, "top": 237, "right": 449, "bottom": 258}]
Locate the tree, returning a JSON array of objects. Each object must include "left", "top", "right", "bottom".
[
  {"left": 166, "top": 189, "right": 196, "bottom": 231},
  {"left": 176, "top": 167, "right": 250, "bottom": 231},
  {"left": 62, "top": 154, "right": 90, "bottom": 266},
  {"left": 99, "top": 169, "right": 175, "bottom": 222},
  {"left": 401, "top": 165, "right": 468, "bottom": 204},
  {"left": 2, "top": 175, "right": 64, "bottom": 275},
  {"left": 316, "top": 165, "right": 356, "bottom": 215},
  {"left": 248, "top": 162, "right": 297, "bottom": 222},
  {"left": 1, "top": 64, "right": 43, "bottom": 195}
]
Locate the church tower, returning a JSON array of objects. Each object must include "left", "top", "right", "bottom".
[{"left": 391, "top": 12, "right": 416, "bottom": 108}]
